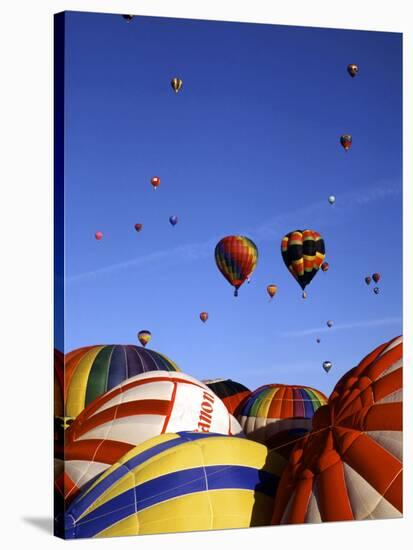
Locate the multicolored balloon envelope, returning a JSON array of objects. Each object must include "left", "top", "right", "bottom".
[
  {"left": 60, "top": 371, "right": 242, "bottom": 502},
  {"left": 272, "top": 336, "right": 402, "bottom": 524},
  {"left": 236, "top": 384, "right": 327, "bottom": 454},
  {"left": 203, "top": 378, "right": 251, "bottom": 415},
  {"left": 171, "top": 77, "right": 183, "bottom": 93},
  {"left": 62, "top": 431, "right": 285, "bottom": 538},
  {"left": 281, "top": 230, "right": 325, "bottom": 292},
  {"left": 215, "top": 236, "right": 258, "bottom": 296},
  {"left": 64, "top": 344, "right": 180, "bottom": 420},
  {"left": 137, "top": 330, "right": 151, "bottom": 347},
  {"left": 340, "top": 134, "right": 352, "bottom": 151}
]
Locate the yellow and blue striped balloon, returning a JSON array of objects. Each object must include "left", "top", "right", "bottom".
[{"left": 62, "top": 431, "right": 286, "bottom": 538}]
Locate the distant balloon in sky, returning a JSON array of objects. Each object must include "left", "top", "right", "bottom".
[
  {"left": 215, "top": 236, "right": 258, "bottom": 297},
  {"left": 267, "top": 284, "right": 278, "bottom": 299},
  {"left": 372, "top": 272, "right": 381, "bottom": 283},
  {"left": 347, "top": 63, "right": 359, "bottom": 77},
  {"left": 327, "top": 320, "right": 333, "bottom": 328},
  {"left": 171, "top": 77, "right": 183, "bottom": 93},
  {"left": 134, "top": 223, "right": 143, "bottom": 232},
  {"left": 340, "top": 134, "right": 352, "bottom": 151},
  {"left": 302, "top": 291, "right": 308, "bottom": 299},
  {"left": 169, "top": 215, "right": 178, "bottom": 226},
  {"left": 137, "top": 330, "right": 151, "bottom": 347},
  {"left": 365, "top": 276, "right": 372, "bottom": 285},
  {"left": 328, "top": 195, "right": 336, "bottom": 205},
  {"left": 94, "top": 231, "right": 103, "bottom": 241},
  {"left": 316, "top": 338, "right": 321, "bottom": 344},
  {"left": 321, "top": 262, "right": 329, "bottom": 272},
  {"left": 322, "top": 361, "right": 332, "bottom": 373},
  {"left": 150, "top": 176, "right": 160, "bottom": 190},
  {"left": 199, "top": 312, "right": 208, "bottom": 323},
  {"left": 122, "top": 15, "right": 134, "bottom": 22},
  {"left": 373, "top": 287, "right": 380, "bottom": 295}
]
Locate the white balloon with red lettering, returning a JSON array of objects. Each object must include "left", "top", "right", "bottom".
[{"left": 61, "top": 371, "right": 242, "bottom": 503}]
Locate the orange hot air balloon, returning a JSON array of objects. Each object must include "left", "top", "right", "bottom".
[
  {"left": 150, "top": 176, "right": 160, "bottom": 190},
  {"left": 94, "top": 231, "right": 103, "bottom": 241},
  {"left": 267, "top": 284, "right": 278, "bottom": 299},
  {"left": 199, "top": 312, "right": 208, "bottom": 323}
]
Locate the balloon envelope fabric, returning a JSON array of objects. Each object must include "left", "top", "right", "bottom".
[
  {"left": 272, "top": 336, "right": 402, "bottom": 524},
  {"left": 61, "top": 371, "right": 242, "bottom": 501},
  {"left": 237, "top": 384, "right": 327, "bottom": 452},
  {"left": 63, "top": 431, "right": 286, "bottom": 538},
  {"left": 64, "top": 344, "right": 180, "bottom": 419},
  {"left": 203, "top": 378, "right": 251, "bottom": 414}
]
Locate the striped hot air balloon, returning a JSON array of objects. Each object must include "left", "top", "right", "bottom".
[
  {"left": 64, "top": 345, "right": 180, "bottom": 420},
  {"left": 60, "top": 371, "right": 242, "bottom": 503},
  {"left": 237, "top": 384, "right": 327, "bottom": 455},
  {"left": 272, "top": 336, "right": 403, "bottom": 524},
  {"left": 62, "top": 431, "right": 285, "bottom": 538},
  {"left": 281, "top": 230, "right": 325, "bottom": 293},
  {"left": 203, "top": 378, "right": 251, "bottom": 415},
  {"left": 215, "top": 236, "right": 258, "bottom": 296}
]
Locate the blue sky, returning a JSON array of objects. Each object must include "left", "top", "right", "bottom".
[{"left": 61, "top": 11, "right": 402, "bottom": 397}]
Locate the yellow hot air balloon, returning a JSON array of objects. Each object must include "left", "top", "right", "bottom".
[
  {"left": 137, "top": 330, "right": 152, "bottom": 347},
  {"left": 171, "top": 77, "right": 183, "bottom": 93}
]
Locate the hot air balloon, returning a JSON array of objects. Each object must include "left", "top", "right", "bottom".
[
  {"left": 267, "top": 284, "right": 278, "bottom": 299},
  {"left": 328, "top": 195, "right": 336, "bottom": 205},
  {"left": 63, "top": 344, "right": 180, "bottom": 420},
  {"left": 340, "top": 134, "right": 352, "bottom": 151},
  {"left": 134, "top": 223, "right": 142, "bottom": 232},
  {"left": 60, "top": 372, "right": 242, "bottom": 503},
  {"left": 321, "top": 262, "right": 329, "bottom": 272},
  {"left": 302, "top": 291, "right": 308, "bottom": 299},
  {"left": 137, "top": 330, "right": 151, "bottom": 347},
  {"left": 215, "top": 236, "right": 258, "bottom": 297},
  {"left": 372, "top": 272, "right": 381, "bottom": 283},
  {"left": 236, "top": 384, "right": 327, "bottom": 454},
  {"left": 327, "top": 320, "right": 333, "bottom": 328},
  {"left": 169, "top": 215, "right": 178, "bottom": 226},
  {"left": 365, "top": 276, "right": 372, "bottom": 285},
  {"left": 62, "top": 431, "right": 284, "bottom": 538},
  {"left": 374, "top": 287, "right": 380, "bottom": 295},
  {"left": 316, "top": 338, "right": 321, "bottom": 344},
  {"left": 272, "top": 336, "right": 403, "bottom": 525},
  {"left": 171, "top": 77, "right": 183, "bottom": 93},
  {"left": 347, "top": 63, "right": 359, "bottom": 77},
  {"left": 203, "top": 378, "right": 251, "bottom": 415},
  {"left": 199, "top": 311, "right": 208, "bottom": 323},
  {"left": 122, "top": 14, "right": 134, "bottom": 21},
  {"left": 94, "top": 231, "right": 103, "bottom": 240},
  {"left": 150, "top": 176, "right": 160, "bottom": 190},
  {"left": 281, "top": 230, "right": 325, "bottom": 295},
  {"left": 322, "top": 360, "right": 332, "bottom": 373}
]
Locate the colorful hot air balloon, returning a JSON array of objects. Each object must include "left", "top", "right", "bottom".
[
  {"left": 60, "top": 372, "right": 242, "bottom": 503},
  {"left": 266, "top": 284, "right": 278, "bottom": 299},
  {"left": 365, "top": 276, "right": 372, "bottom": 285},
  {"left": 169, "top": 215, "right": 178, "bottom": 226},
  {"left": 321, "top": 262, "right": 329, "bottom": 272},
  {"left": 215, "top": 236, "right": 258, "bottom": 297},
  {"left": 171, "top": 77, "right": 183, "bottom": 93},
  {"left": 150, "top": 176, "right": 160, "bottom": 190},
  {"left": 203, "top": 378, "right": 251, "bottom": 415},
  {"left": 272, "top": 336, "right": 403, "bottom": 525},
  {"left": 137, "top": 330, "right": 151, "bottom": 347},
  {"left": 94, "top": 231, "right": 103, "bottom": 240},
  {"left": 372, "top": 272, "right": 381, "bottom": 283},
  {"left": 63, "top": 344, "right": 180, "bottom": 420},
  {"left": 122, "top": 14, "right": 134, "bottom": 21},
  {"left": 62, "top": 431, "right": 285, "bottom": 539},
  {"left": 134, "top": 223, "right": 142, "bottom": 232},
  {"left": 281, "top": 230, "right": 325, "bottom": 293},
  {"left": 236, "top": 384, "right": 327, "bottom": 454},
  {"left": 340, "top": 134, "right": 352, "bottom": 151},
  {"left": 328, "top": 195, "right": 336, "bottom": 205},
  {"left": 327, "top": 320, "right": 333, "bottom": 328},
  {"left": 199, "top": 311, "right": 208, "bottom": 323},
  {"left": 347, "top": 63, "right": 359, "bottom": 77},
  {"left": 322, "top": 360, "right": 332, "bottom": 373},
  {"left": 374, "top": 287, "right": 380, "bottom": 295}
]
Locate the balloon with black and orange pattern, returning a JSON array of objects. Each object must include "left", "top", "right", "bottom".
[
  {"left": 340, "top": 134, "right": 352, "bottom": 151},
  {"left": 267, "top": 284, "right": 278, "bottom": 299},
  {"left": 272, "top": 335, "right": 402, "bottom": 525},
  {"left": 281, "top": 230, "right": 325, "bottom": 293},
  {"left": 215, "top": 236, "right": 258, "bottom": 297}
]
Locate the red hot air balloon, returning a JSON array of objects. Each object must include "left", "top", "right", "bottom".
[
  {"left": 134, "top": 223, "right": 143, "bottom": 232},
  {"left": 215, "top": 236, "right": 258, "bottom": 297},
  {"left": 199, "top": 312, "right": 208, "bottom": 323},
  {"left": 321, "top": 262, "right": 329, "bottom": 272},
  {"left": 340, "top": 134, "right": 352, "bottom": 151},
  {"left": 372, "top": 272, "right": 381, "bottom": 283},
  {"left": 94, "top": 231, "right": 103, "bottom": 240},
  {"left": 150, "top": 176, "right": 160, "bottom": 190}
]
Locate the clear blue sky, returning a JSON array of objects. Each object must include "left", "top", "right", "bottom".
[{"left": 61, "top": 11, "right": 402, "bottom": 397}]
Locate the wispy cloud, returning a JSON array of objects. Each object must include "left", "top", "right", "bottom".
[
  {"left": 279, "top": 316, "right": 402, "bottom": 338},
  {"left": 68, "top": 180, "right": 400, "bottom": 284}
]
